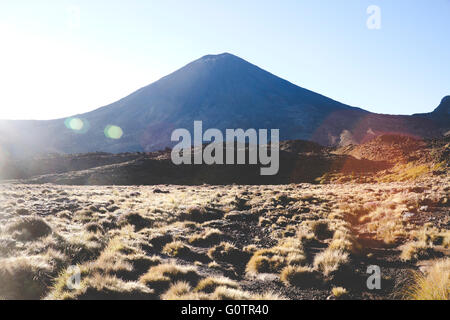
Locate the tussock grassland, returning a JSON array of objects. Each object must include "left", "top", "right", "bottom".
[{"left": 0, "top": 176, "right": 448, "bottom": 300}]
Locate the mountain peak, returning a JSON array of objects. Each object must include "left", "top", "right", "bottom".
[
  {"left": 199, "top": 52, "right": 236, "bottom": 60},
  {"left": 433, "top": 95, "right": 450, "bottom": 114},
  {"left": 440, "top": 95, "right": 450, "bottom": 105},
  {"left": 179, "top": 53, "right": 249, "bottom": 73},
  {"left": 195, "top": 52, "right": 243, "bottom": 65}
]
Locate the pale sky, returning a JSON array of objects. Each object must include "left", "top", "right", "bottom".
[{"left": 0, "top": 0, "right": 449, "bottom": 120}]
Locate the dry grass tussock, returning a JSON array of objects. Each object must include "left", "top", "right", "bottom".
[
  {"left": 313, "top": 249, "right": 349, "bottom": 277},
  {"left": 0, "top": 250, "right": 67, "bottom": 299},
  {"left": 6, "top": 216, "right": 52, "bottom": 241},
  {"left": 246, "top": 238, "right": 306, "bottom": 274},
  {"left": 403, "top": 258, "right": 450, "bottom": 300}
]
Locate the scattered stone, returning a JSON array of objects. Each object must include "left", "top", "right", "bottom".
[
  {"left": 153, "top": 189, "right": 169, "bottom": 194},
  {"left": 16, "top": 208, "right": 30, "bottom": 216}
]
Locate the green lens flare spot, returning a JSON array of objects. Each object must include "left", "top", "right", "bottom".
[
  {"left": 104, "top": 125, "right": 123, "bottom": 139},
  {"left": 65, "top": 118, "right": 84, "bottom": 131}
]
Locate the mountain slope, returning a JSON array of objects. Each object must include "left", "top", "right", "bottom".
[{"left": 0, "top": 53, "right": 447, "bottom": 157}]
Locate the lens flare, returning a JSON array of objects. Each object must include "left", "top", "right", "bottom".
[
  {"left": 104, "top": 125, "right": 123, "bottom": 139},
  {"left": 64, "top": 117, "right": 85, "bottom": 131}
]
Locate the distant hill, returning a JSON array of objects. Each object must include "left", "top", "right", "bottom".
[
  {"left": 335, "top": 134, "right": 427, "bottom": 163},
  {"left": 4, "top": 135, "right": 448, "bottom": 185},
  {"left": 2, "top": 139, "right": 390, "bottom": 185},
  {"left": 0, "top": 53, "right": 448, "bottom": 158}
]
